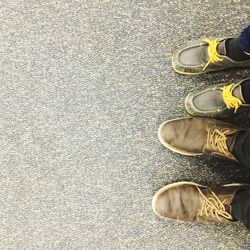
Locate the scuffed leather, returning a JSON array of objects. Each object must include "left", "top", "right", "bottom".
[
  {"left": 172, "top": 37, "right": 250, "bottom": 74},
  {"left": 154, "top": 182, "right": 247, "bottom": 222},
  {"left": 159, "top": 117, "right": 241, "bottom": 161},
  {"left": 185, "top": 79, "right": 250, "bottom": 119}
]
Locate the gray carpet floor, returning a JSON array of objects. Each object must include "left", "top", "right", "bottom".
[{"left": 1, "top": 0, "right": 250, "bottom": 249}]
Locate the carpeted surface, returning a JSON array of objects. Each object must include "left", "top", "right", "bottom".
[{"left": 1, "top": 0, "right": 250, "bottom": 249}]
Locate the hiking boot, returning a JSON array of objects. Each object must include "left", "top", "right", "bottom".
[
  {"left": 185, "top": 79, "right": 250, "bottom": 118},
  {"left": 172, "top": 38, "right": 250, "bottom": 75},
  {"left": 158, "top": 117, "right": 242, "bottom": 162},
  {"left": 152, "top": 181, "right": 249, "bottom": 223}
]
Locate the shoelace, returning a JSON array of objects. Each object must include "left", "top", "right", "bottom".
[
  {"left": 207, "top": 128, "right": 230, "bottom": 156},
  {"left": 197, "top": 186, "right": 233, "bottom": 220},
  {"left": 203, "top": 38, "right": 223, "bottom": 70},
  {"left": 222, "top": 84, "right": 243, "bottom": 113}
]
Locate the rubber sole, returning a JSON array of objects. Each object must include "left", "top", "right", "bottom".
[
  {"left": 172, "top": 57, "right": 250, "bottom": 75},
  {"left": 184, "top": 95, "right": 196, "bottom": 116},
  {"left": 172, "top": 57, "right": 206, "bottom": 75}
]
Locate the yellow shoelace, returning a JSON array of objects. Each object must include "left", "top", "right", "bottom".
[
  {"left": 222, "top": 84, "right": 243, "bottom": 113},
  {"left": 203, "top": 38, "right": 223, "bottom": 70},
  {"left": 198, "top": 187, "right": 232, "bottom": 221},
  {"left": 207, "top": 128, "right": 230, "bottom": 156}
]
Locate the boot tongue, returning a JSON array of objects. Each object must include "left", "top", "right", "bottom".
[
  {"left": 217, "top": 39, "right": 227, "bottom": 56},
  {"left": 200, "top": 186, "right": 236, "bottom": 206},
  {"left": 226, "top": 132, "right": 239, "bottom": 153},
  {"left": 198, "top": 187, "right": 232, "bottom": 217}
]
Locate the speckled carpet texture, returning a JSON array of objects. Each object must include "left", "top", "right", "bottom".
[{"left": 1, "top": 0, "right": 250, "bottom": 249}]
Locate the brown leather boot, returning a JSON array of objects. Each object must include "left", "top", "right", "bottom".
[
  {"left": 152, "top": 181, "right": 249, "bottom": 223},
  {"left": 158, "top": 117, "right": 242, "bottom": 162}
]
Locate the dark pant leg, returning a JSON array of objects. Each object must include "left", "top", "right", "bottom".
[
  {"left": 239, "top": 26, "right": 250, "bottom": 53},
  {"left": 233, "top": 130, "right": 250, "bottom": 168},
  {"left": 232, "top": 189, "right": 250, "bottom": 229}
]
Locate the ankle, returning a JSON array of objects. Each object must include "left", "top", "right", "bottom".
[
  {"left": 239, "top": 26, "right": 250, "bottom": 55},
  {"left": 241, "top": 79, "right": 250, "bottom": 104},
  {"left": 225, "top": 38, "right": 250, "bottom": 61}
]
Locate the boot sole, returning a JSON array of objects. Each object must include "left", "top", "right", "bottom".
[
  {"left": 184, "top": 94, "right": 196, "bottom": 116},
  {"left": 172, "top": 57, "right": 250, "bottom": 75},
  {"left": 172, "top": 57, "right": 207, "bottom": 75}
]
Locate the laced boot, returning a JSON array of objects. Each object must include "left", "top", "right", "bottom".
[
  {"left": 158, "top": 117, "right": 243, "bottom": 163},
  {"left": 172, "top": 38, "right": 250, "bottom": 75},
  {"left": 152, "top": 181, "right": 250, "bottom": 223},
  {"left": 185, "top": 79, "right": 250, "bottom": 118}
]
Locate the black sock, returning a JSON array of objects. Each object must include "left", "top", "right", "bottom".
[
  {"left": 232, "top": 130, "right": 250, "bottom": 168},
  {"left": 241, "top": 79, "right": 250, "bottom": 104},
  {"left": 231, "top": 188, "right": 250, "bottom": 228},
  {"left": 225, "top": 38, "right": 250, "bottom": 61}
]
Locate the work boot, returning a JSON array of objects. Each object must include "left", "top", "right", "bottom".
[
  {"left": 158, "top": 117, "right": 243, "bottom": 163},
  {"left": 172, "top": 38, "right": 250, "bottom": 75},
  {"left": 185, "top": 79, "right": 250, "bottom": 118},
  {"left": 152, "top": 181, "right": 249, "bottom": 223}
]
